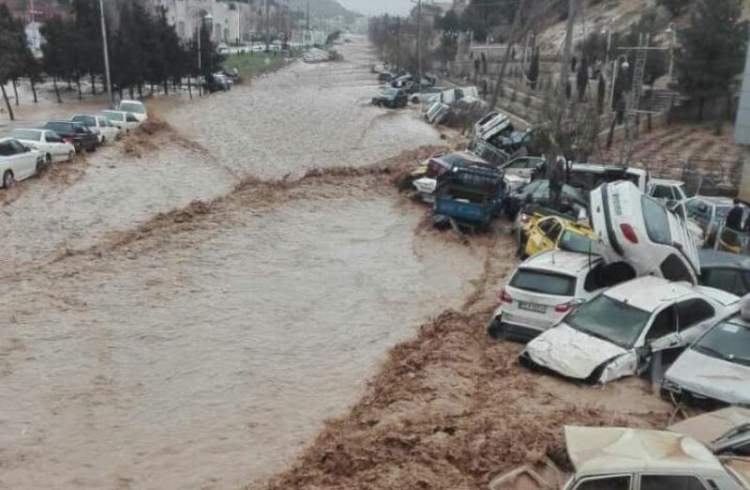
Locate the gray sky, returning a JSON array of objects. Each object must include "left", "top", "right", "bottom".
[{"left": 338, "top": 0, "right": 413, "bottom": 16}]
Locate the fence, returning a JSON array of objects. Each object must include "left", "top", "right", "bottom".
[{"left": 633, "top": 157, "right": 743, "bottom": 196}]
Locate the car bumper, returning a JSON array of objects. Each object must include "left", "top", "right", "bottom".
[
  {"left": 660, "top": 379, "right": 731, "bottom": 410},
  {"left": 487, "top": 315, "right": 546, "bottom": 343}
]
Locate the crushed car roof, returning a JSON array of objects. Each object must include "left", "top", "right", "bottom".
[
  {"left": 565, "top": 426, "right": 723, "bottom": 476},
  {"left": 520, "top": 250, "right": 601, "bottom": 274}
]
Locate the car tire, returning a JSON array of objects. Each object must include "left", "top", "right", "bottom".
[
  {"left": 68, "top": 151, "right": 75, "bottom": 162},
  {"left": 45, "top": 153, "right": 52, "bottom": 165},
  {"left": 487, "top": 318, "right": 505, "bottom": 340},
  {"left": 101, "top": 136, "right": 107, "bottom": 145},
  {"left": 3, "top": 170, "right": 16, "bottom": 189}
]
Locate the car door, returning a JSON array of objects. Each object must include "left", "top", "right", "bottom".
[
  {"left": 675, "top": 298, "right": 717, "bottom": 346},
  {"left": 644, "top": 306, "right": 681, "bottom": 355},
  {"left": 0, "top": 142, "right": 15, "bottom": 175},
  {"left": 8, "top": 140, "right": 35, "bottom": 179},
  {"left": 44, "top": 132, "right": 64, "bottom": 159}
]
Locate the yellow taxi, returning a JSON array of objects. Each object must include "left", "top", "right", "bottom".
[{"left": 521, "top": 214, "right": 597, "bottom": 258}]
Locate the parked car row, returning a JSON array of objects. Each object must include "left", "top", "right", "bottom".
[{"left": 0, "top": 99, "right": 148, "bottom": 189}]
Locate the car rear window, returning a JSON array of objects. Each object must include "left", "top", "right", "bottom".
[
  {"left": 510, "top": 269, "right": 576, "bottom": 296},
  {"left": 642, "top": 196, "right": 672, "bottom": 245},
  {"left": 10, "top": 129, "right": 41, "bottom": 141}
]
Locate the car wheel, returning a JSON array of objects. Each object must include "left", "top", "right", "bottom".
[
  {"left": 45, "top": 153, "right": 52, "bottom": 165},
  {"left": 68, "top": 150, "right": 75, "bottom": 162},
  {"left": 487, "top": 318, "right": 505, "bottom": 340},
  {"left": 3, "top": 171, "right": 16, "bottom": 189},
  {"left": 102, "top": 136, "right": 107, "bottom": 145}
]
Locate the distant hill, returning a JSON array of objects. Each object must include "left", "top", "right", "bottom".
[{"left": 284, "top": 0, "right": 361, "bottom": 23}]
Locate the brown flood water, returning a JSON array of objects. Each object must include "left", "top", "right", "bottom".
[{"left": 0, "top": 179, "right": 487, "bottom": 489}]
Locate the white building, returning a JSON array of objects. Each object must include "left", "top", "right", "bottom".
[{"left": 149, "top": 0, "right": 282, "bottom": 44}]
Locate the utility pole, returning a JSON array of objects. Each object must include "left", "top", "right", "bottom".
[
  {"left": 98, "top": 0, "right": 113, "bottom": 106},
  {"left": 488, "top": 0, "right": 526, "bottom": 111},
  {"left": 557, "top": 0, "right": 577, "bottom": 117},
  {"left": 265, "top": 0, "right": 270, "bottom": 52},
  {"left": 416, "top": 0, "right": 423, "bottom": 86}
]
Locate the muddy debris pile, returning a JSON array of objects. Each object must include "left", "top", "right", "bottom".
[{"left": 262, "top": 310, "right": 664, "bottom": 490}]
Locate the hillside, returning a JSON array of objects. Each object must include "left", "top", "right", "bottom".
[{"left": 285, "top": 0, "right": 361, "bottom": 22}]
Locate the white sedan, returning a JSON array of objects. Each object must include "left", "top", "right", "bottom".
[
  {"left": 520, "top": 276, "right": 739, "bottom": 384},
  {"left": 9, "top": 128, "right": 76, "bottom": 164},
  {"left": 0, "top": 137, "right": 45, "bottom": 188},
  {"left": 71, "top": 114, "right": 121, "bottom": 144}
]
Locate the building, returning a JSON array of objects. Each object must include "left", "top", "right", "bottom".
[
  {"left": 148, "top": 0, "right": 288, "bottom": 44},
  {"left": 735, "top": 30, "right": 750, "bottom": 201}
]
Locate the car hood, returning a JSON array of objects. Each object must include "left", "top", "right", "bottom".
[
  {"left": 665, "top": 349, "right": 750, "bottom": 405},
  {"left": 524, "top": 324, "right": 628, "bottom": 380}
]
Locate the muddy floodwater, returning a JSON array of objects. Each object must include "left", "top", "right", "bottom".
[{"left": 0, "top": 40, "right": 486, "bottom": 489}]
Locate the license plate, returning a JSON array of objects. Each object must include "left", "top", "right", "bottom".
[{"left": 518, "top": 302, "right": 547, "bottom": 314}]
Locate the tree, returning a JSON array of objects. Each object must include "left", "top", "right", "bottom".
[
  {"left": 41, "top": 16, "right": 71, "bottom": 103},
  {"left": 597, "top": 73, "right": 606, "bottom": 114},
  {"left": 0, "top": 5, "right": 27, "bottom": 119},
  {"left": 676, "top": 0, "right": 748, "bottom": 120},
  {"left": 576, "top": 56, "right": 589, "bottom": 101},
  {"left": 528, "top": 47, "right": 540, "bottom": 90}
]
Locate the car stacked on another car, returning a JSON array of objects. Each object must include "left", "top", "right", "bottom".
[
  {"left": 9, "top": 129, "right": 75, "bottom": 164},
  {"left": 42, "top": 121, "right": 99, "bottom": 153},
  {"left": 521, "top": 214, "right": 596, "bottom": 259},
  {"left": 0, "top": 137, "right": 46, "bottom": 188},
  {"left": 488, "top": 251, "right": 635, "bottom": 342}
]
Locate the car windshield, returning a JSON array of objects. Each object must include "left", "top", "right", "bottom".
[
  {"left": 510, "top": 269, "right": 576, "bottom": 296},
  {"left": 693, "top": 318, "right": 750, "bottom": 367},
  {"left": 566, "top": 295, "right": 651, "bottom": 348},
  {"left": 72, "top": 115, "right": 96, "bottom": 126},
  {"left": 103, "top": 112, "right": 124, "bottom": 121},
  {"left": 642, "top": 196, "right": 672, "bottom": 245},
  {"left": 119, "top": 102, "right": 145, "bottom": 114},
  {"left": 383, "top": 88, "right": 398, "bottom": 96},
  {"left": 678, "top": 183, "right": 693, "bottom": 198},
  {"left": 559, "top": 230, "right": 595, "bottom": 254},
  {"left": 10, "top": 129, "right": 41, "bottom": 141}
]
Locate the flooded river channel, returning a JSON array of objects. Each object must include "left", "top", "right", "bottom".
[{"left": 0, "top": 41, "right": 488, "bottom": 489}]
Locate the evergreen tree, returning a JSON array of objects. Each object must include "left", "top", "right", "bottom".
[
  {"left": 41, "top": 16, "right": 71, "bottom": 103},
  {"left": 0, "top": 4, "right": 25, "bottom": 119},
  {"left": 676, "top": 0, "right": 748, "bottom": 120}
]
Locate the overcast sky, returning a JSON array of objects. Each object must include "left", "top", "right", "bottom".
[{"left": 338, "top": 0, "right": 413, "bottom": 16}]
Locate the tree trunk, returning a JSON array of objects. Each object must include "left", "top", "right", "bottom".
[
  {"left": 698, "top": 97, "right": 705, "bottom": 122},
  {"left": 128, "top": 86, "right": 134, "bottom": 99},
  {"left": 67, "top": 78, "right": 72, "bottom": 90},
  {"left": 11, "top": 79, "right": 19, "bottom": 106},
  {"left": 30, "top": 78, "right": 38, "bottom": 103},
  {"left": 53, "top": 76, "right": 62, "bottom": 103},
  {"left": 76, "top": 76, "right": 82, "bottom": 100},
  {"left": 607, "top": 112, "right": 617, "bottom": 149},
  {"left": 137, "top": 83, "right": 143, "bottom": 98},
  {"left": 1, "top": 85, "right": 15, "bottom": 121},
  {"left": 187, "top": 77, "right": 193, "bottom": 99},
  {"left": 163, "top": 79, "right": 169, "bottom": 95},
  {"left": 90, "top": 73, "right": 97, "bottom": 95},
  {"left": 149, "top": 82, "right": 154, "bottom": 96}
]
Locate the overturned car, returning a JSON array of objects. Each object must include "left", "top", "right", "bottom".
[
  {"left": 590, "top": 181, "right": 701, "bottom": 285},
  {"left": 520, "top": 276, "right": 739, "bottom": 384}
]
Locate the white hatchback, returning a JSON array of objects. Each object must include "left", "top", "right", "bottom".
[
  {"left": 488, "top": 251, "right": 634, "bottom": 342},
  {"left": 590, "top": 181, "right": 701, "bottom": 285},
  {"left": 520, "top": 276, "right": 739, "bottom": 384},
  {"left": 9, "top": 128, "right": 75, "bottom": 164},
  {"left": 101, "top": 110, "right": 140, "bottom": 133}
]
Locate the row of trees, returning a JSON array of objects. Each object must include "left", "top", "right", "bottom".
[{"left": 0, "top": 0, "right": 225, "bottom": 119}]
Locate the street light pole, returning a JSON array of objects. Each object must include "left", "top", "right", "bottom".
[
  {"left": 417, "top": 0, "right": 423, "bottom": 86},
  {"left": 98, "top": 0, "right": 113, "bottom": 106}
]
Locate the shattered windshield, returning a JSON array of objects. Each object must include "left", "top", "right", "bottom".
[
  {"left": 693, "top": 319, "right": 750, "bottom": 367},
  {"left": 566, "top": 295, "right": 651, "bottom": 348}
]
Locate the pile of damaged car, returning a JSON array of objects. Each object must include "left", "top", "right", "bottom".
[
  {"left": 488, "top": 408, "right": 750, "bottom": 490},
  {"left": 483, "top": 177, "right": 749, "bottom": 410}
]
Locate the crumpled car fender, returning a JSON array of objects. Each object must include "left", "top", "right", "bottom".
[{"left": 594, "top": 351, "right": 639, "bottom": 384}]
